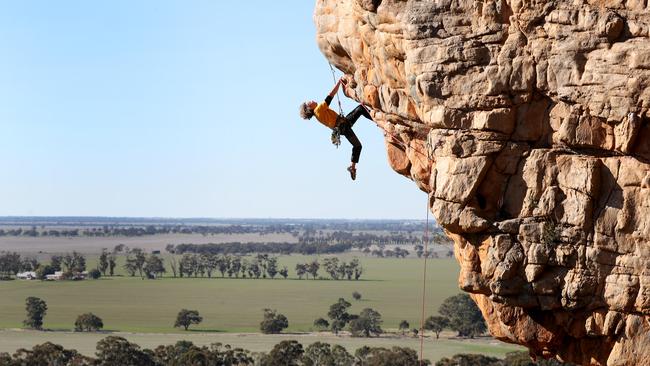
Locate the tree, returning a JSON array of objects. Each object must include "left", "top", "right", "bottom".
[
  {"left": 124, "top": 255, "right": 138, "bottom": 277},
  {"left": 439, "top": 294, "right": 486, "bottom": 338},
  {"left": 24, "top": 297, "right": 47, "bottom": 330},
  {"left": 95, "top": 336, "right": 156, "bottom": 366},
  {"left": 0, "top": 252, "right": 22, "bottom": 278},
  {"left": 352, "top": 291, "right": 362, "bottom": 301},
  {"left": 307, "top": 260, "right": 320, "bottom": 279},
  {"left": 257, "top": 254, "right": 269, "bottom": 278},
  {"left": 279, "top": 266, "right": 289, "bottom": 279},
  {"left": 295, "top": 263, "right": 307, "bottom": 279},
  {"left": 152, "top": 340, "right": 253, "bottom": 365},
  {"left": 63, "top": 251, "right": 86, "bottom": 273},
  {"left": 501, "top": 351, "right": 575, "bottom": 366},
  {"left": 10, "top": 342, "right": 90, "bottom": 366},
  {"left": 180, "top": 253, "right": 197, "bottom": 278},
  {"left": 260, "top": 308, "right": 289, "bottom": 334},
  {"left": 88, "top": 268, "right": 102, "bottom": 279},
  {"left": 415, "top": 244, "right": 424, "bottom": 258},
  {"left": 35, "top": 264, "right": 55, "bottom": 280},
  {"left": 203, "top": 253, "right": 218, "bottom": 278},
  {"left": 74, "top": 313, "right": 104, "bottom": 332},
  {"left": 351, "top": 259, "right": 363, "bottom": 280},
  {"left": 322, "top": 257, "right": 340, "bottom": 280},
  {"left": 249, "top": 260, "right": 261, "bottom": 279},
  {"left": 355, "top": 346, "right": 423, "bottom": 366},
  {"left": 260, "top": 340, "right": 303, "bottom": 366},
  {"left": 230, "top": 256, "right": 242, "bottom": 278},
  {"left": 50, "top": 255, "right": 63, "bottom": 272},
  {"left": 399, "top": 320, "right": 410, "bottom": 335},
  {"left": 424, "top": 316, "right": 449, "bottom": 339},
  {"left": 168, "top": 256, "right": 178, "bottom": 278},
  {"left": 130, "top": 248, "right": 147, "bottom": 278},
  {"left": 22, "top": 257, "right": 39, "bottom": 271},
  {"left": 349, "top": 308, "right": 383, "bottom": 337},
  {"left": 435, "top": 354, "right": 501, "bottom": 366},
  {"left": 143, "top": 255, "right": 165, "bottom": 279},
  {"left": 108, "top": 254, "right": 117, "bottom": 277},
  {"left": 99, "top": 249, "right": 109, "bottom": 276},
  {"left": 266, "top": 256, "right": 278, "bottom": 279},
  {"left": 327, "top": 298, "right": 352, "bottom": 335},
  {"left": 217, "top": 255, "right": 230, "bottom": 277},
  {"left": 313, "top": 318, "right": 330, "bottom": 331},
  {"left": 174, "top": 309, "right": 203, "bottom": 331},
  {"left": 302, "top": 342, "right": 354, "bottom": 366}
]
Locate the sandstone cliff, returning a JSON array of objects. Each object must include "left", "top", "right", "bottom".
[{"left": 314, "top": 1, "right": 650, "bottom": 365}]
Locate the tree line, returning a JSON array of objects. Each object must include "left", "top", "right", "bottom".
[
  {"left": 0, "top": 338, "right": 427, "bottom": 366},
  {"left": 1, "top": 249, "right": 366, "bottom": 281},
  {"left": 0, "top": 338, "right": 572, "bottom": 366},
  {"left": 0, "top": 224, "right": 298, "bottom": 238},
  {"left": 170, "top": 242, "right": 353, "bottom": 256},
  {"left": 295, "top": 258, "right": 363, "bottom": 280}
]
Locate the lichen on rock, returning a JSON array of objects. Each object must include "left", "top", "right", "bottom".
[{"left": 314, "top": 1, "right": 650, "bottom": 365}]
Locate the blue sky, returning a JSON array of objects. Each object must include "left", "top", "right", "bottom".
[{"left": 0, "top": 1, "right": 426, "bottom": 219}]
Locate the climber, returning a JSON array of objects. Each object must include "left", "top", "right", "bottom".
[{"left": 299, "top": 77, "right": 373, "bottom": 180}]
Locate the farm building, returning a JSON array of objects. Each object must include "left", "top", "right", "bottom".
[{"left": 16, "top": 271, "right": 36, "bottom": 280}]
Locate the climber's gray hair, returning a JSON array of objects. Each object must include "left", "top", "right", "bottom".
[{"left": 299, "top": 102, "right": 314, "bottom": 120}]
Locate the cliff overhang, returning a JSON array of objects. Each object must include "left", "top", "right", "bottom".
[{"left": 314, "top": 1, "right": 650, "bottom": 365}]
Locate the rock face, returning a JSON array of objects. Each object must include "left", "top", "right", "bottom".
[{"left": 314, "top": 1, "right": 650, "bottom": 365}]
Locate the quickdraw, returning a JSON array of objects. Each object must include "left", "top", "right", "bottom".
[{"left": 330, "top": 127, "right": 341, "bottom": 148}]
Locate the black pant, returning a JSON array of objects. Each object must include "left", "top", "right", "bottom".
[{"left": 339, "top": 105, "right": 372, "bottom": 163}]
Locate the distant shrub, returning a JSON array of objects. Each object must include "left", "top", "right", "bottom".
[{"left": 88, "top": 269, "right": 101, "bottom": 279}]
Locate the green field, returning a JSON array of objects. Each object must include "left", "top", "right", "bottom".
[
  {"left": 0, "top": 256, "right": 525, "bottom": 362},
  {"left": 1, "top": 256, "right": 459, "bottom": 333}
]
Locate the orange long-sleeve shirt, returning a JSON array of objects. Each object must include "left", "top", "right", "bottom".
[{"left": 313, "top": 101, "right": 340, "bottom": 129}]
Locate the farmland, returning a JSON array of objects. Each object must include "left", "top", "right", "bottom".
[
  {"left": 0, "top": 218, "right": 524, "bottom": 362},
  {"left": 0, "top": 255, "right": 459, "bottom": 333}
]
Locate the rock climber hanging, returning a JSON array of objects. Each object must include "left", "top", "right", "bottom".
[{"left": 299, "top": 75, "right": 373, "bottom": 181}]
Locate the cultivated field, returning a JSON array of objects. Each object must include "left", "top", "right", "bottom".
[
  {"left": 0, "top": 256, "right": 459, "bottom": 332},
  {"left": 0, "top": 224, "right": 520, "bottom": 363}
]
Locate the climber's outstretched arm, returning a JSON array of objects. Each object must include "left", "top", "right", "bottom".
[{"left": 328, "top": 78, "right": 343, "bottom": 98}]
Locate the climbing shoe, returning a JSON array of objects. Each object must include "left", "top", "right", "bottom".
[{"left": 347, "top": 166, "right": 357, "bottom": 181}]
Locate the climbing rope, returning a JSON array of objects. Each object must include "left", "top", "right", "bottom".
[
  {"left": 419, "top": 201, "right": 430, "bottom": 365},
  {"left": 328, "top": 63, "right": 345, "bottom": 116},
  {"left": 328, "top": 63, "right": 345, "bottom": 148},
  {"left": 328, "top": 64, "right": 434, "bottom": 363}
]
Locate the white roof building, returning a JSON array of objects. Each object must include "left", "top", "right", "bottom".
[{"left": 16, "top": 271, "right": 37, "bottom": 280}]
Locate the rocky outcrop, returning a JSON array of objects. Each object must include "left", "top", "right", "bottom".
[{"left": 314, "top": 1, "right": 650, "bottom": 365}]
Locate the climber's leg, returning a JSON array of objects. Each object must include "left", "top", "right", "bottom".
[
  {"left": 345, "top": 105, "right": 373, "bottom": 127},
  {"left": 342, "top": 125, "right": 362, "bottom": 164}
]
